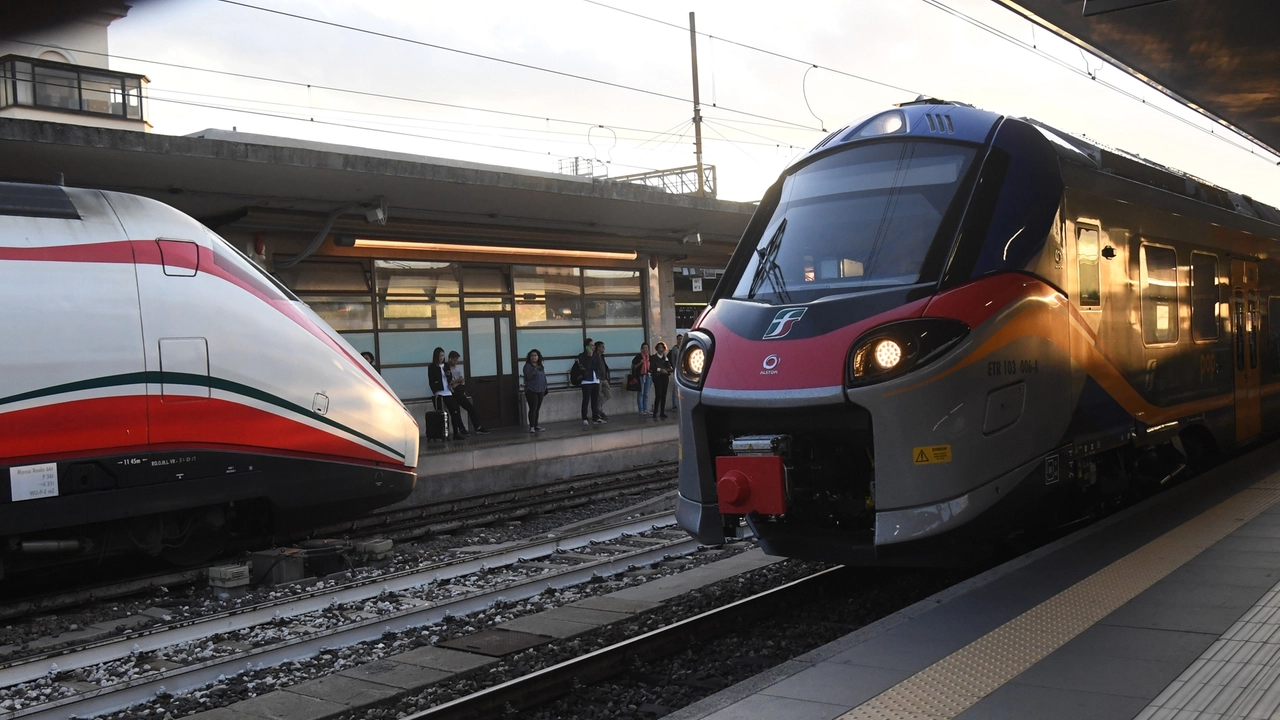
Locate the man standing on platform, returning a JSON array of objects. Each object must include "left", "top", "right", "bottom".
[{"left": 578, "top": 341, "right": 608, "bottom": 426}]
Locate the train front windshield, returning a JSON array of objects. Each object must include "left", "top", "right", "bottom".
[{"left": 731, "top": 141, "right": 977, "bottom": 304}]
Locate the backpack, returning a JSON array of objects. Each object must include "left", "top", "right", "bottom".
[{"left": 569, "top": 360, "right": 584, "bottom": 387}]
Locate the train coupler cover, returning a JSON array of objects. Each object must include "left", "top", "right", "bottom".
[{"left": 715, "top": 455, "right": 786, "bottom": 515}]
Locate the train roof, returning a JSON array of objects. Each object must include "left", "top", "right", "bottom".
[{"left": 798, "top": 99, "right": 1280, "bottom": 228}]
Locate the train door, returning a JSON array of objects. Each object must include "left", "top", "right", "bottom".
[{"left": 1232, "top": 259, "right": 1261, "bottom": 443}]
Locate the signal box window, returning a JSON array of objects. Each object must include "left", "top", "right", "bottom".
[
  {"left": 1077, "top": 226, "right": 1100, "bottom": 307},
  {"left": 1142, "top": 244, "right": 1178, "bottom": 345},
  {"left": 1190, "top": 252, "right": 1220, "bottom": 341}
]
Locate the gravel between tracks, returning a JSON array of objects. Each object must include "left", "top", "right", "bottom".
[{"left": 0, "top": 483, "right": 673, "bottom": 657}]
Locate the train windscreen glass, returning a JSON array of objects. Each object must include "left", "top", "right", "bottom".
[{"left": 732, "top": 141, "right": 976, "bottom": 303}]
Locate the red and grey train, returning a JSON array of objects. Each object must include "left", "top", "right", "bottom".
[
  {"left": 0, "top": 182, "right": 419, "bottom": 572},
  {"left": 674, "top": 100, "right": 1280, "bottom": 564}
]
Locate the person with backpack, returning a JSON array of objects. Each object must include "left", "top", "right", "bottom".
[
  {"left": 631, "top": 342, "right": 651, "bottom": 416},
  {"left": 523, "top": 349, "right": 547, "bottom": 433},
  {"left": 578, "top": 341, "right": 608, "bottom": 425}
]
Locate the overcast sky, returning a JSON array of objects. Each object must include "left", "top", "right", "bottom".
[{"left": 95, "top": 0, "right": 1280, "bottom": 206}]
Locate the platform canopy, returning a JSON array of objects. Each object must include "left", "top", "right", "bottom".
[{"left": 992, "top": 0, "right": 1280, "bottom": 158}]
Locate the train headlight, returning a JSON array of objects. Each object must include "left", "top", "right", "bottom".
[
  {"left": 685, "top": 346, "right": 706, "bottom": 376},
  {"left": 848, "top": 319, "right": 969, "bottom": 387},
  {"left": 873, "top": 340, "right": 902, "bottom": 369},
  {"left": 854, "top": 110, "right": 907, "bottom": 138},
  {"left": 678, "top": 331, "right": 714, "bottom": 389}
]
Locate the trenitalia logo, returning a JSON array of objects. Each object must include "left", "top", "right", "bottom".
[{"left": 762, "top": 308, "right": 806, "bottom": 339}]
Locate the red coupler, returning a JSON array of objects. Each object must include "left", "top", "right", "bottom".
[{"left": 715, "top": 455, "right": 786, "bottom": 515}]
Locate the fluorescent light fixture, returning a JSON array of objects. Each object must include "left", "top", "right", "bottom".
[{"left": 352, "top": 238, "right": 637, "bottom": 261}]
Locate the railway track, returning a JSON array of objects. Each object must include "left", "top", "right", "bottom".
[
  {"left": 410, "top": 566, "right": 847, "bottom": 720},
  {"left": 0, "top": 462, "right": 677, "bottom": 622},
  {"left": 0, "top": 514, "right": 697, "bottom": 720}
]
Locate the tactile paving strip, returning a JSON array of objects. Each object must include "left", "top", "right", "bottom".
[{"left": 839, "top": 476, "right": 1280, "bottom": 720}]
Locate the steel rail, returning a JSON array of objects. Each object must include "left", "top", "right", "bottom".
[
  {"left": 5, "top": 533, "right": 701, "bottom": 720},
  {"left": 410, "top": 565, "right": 847, "bottom": 720},
  {"left": 0, "top": 513, "right": 678, "bottom": 688},
  {"left": 0, "top": 464, "right": 676, "bottom": 621}
]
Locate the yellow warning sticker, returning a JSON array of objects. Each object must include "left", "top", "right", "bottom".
[{"left": 913, "top": 445, "right": 952, "bottom": 465}]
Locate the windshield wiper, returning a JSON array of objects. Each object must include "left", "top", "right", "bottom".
[{"left": 747, "top": 218, "right": 790, "bottom": 303}]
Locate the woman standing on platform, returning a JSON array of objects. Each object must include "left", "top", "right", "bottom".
[
  {"left": 631, "top": 342, "right": 651, "bottom": 416},
  {"left": 523, "top": 349, "right": 547, "bottom": 433},
  {"left": 650, "top": 342, "right": 673, "bottom": 420}
]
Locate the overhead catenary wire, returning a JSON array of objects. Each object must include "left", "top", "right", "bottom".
[
  {"left": 217, "top": 0, "right": 823, "bottom": 132},
  {"left": 913, "top": 0, "right": 1280, "bottom": 165},
  {"left": 579, "top": 0, "right": 926, "bottom": 98}
]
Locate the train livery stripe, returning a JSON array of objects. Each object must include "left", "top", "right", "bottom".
[
  {"left": 0, "top": 395, "right": 396, "bottom": 467},
  {"left": 892, "top": 295, "right": 1235, "bottom": 423},
  {"left": 0, "top": 372, "right": 405, "bottom": 460}
]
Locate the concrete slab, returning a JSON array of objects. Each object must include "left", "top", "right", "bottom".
[
  {"left": 419, "top": 451, "right": 473, "bottom": 476},
  {"left": 759, "top": 661, "right": 912, "bottom": 707},
  {"left": 592, "top": 429, "right": 645, "bottom": 452},
  {"left": 182, "top": 708, "right": 260, "bottom": 720},
  {"left": 959, "top": 683, "right": 1151, "bottom": 720},
  {"left": 642, "top": 424, "right": 680, "bottom": 444},
  {"left": 394, "top": 645, "right": 498, "bottom": 673},
  {"left": 497, "top": 613, "right": 599, "bottom": 638},
  {"left": 470, "top": 442, "right": 537, "bottom": 470},
  {"left": 539, "top": 604, "right": 634, "bottom": 625},
  {"left": 572, "top": 595, "right": 663, "bottom": 614},
  {"left": 286, "top": 673, "right": 400, "bottom": 707},
  {"left": 610, "top": 548, "right": 782, "bottom": 603},
  {"left": 537, "top": 435, "right": 594, "bottom": 460},
  {"left": 229, "top": 690, "right": 347, "bottom": 720},
  {"left": 337, "top": 659, "right": 448, "bottom": 692},
  {"left": 700, "top": 693, "right": 848, "bottom": 720}
]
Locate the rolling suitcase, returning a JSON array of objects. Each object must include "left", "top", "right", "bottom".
[{"left": 424, "top": 397, "right": 451, "bottom": 442}]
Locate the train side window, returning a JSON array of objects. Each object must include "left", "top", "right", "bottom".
[
  {"left": 1235, "top": 291, "right": 1246, "bottom": 371},
  {"left": 1190, "top": 252, "right": 1220, "bottom": 341},
  {"left": 1269, "top": 297, "right": 1280, "bottom": 374},
  {"left": 1141, "top": 244, "right": 1179, "bottom": 345},
  {"left": 1077, "top": 226, "right": 1100, "bottom": 307},
  {"left": 1248, "top": 290, "right": 1259, "bottom": 369}
]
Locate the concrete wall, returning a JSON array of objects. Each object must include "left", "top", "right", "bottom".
[{"left": 0, "top": 10, "right": 121, "bottom": 69}]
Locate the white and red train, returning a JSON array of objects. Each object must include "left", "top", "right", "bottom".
[
  {"left": 676, "top": 100, "right": 1280, "bottom": 564},
  {"left": 0, "top": 182, "right": 418, "bottom": 571}
]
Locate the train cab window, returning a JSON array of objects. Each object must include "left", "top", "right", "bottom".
[
  {"left": 1190, "top": 252, "right": 1220, "bottom": 341},
  {"left": 1141, "top": 244, "right": 1179, "bottom": 345},
  {"left": 1077, "top": 226, "right": 1101, "bottom": 307}
]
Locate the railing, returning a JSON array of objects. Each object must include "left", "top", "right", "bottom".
[
  {"left": 610, "top": 164, "right": 717, "bottom": 198},
  {"left": 0, "top": 54, "right": 145, "bottom": 122}
]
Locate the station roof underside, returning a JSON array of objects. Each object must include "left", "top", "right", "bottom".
[
  {"left": 0, "top": 118, "right": 756, "bottom": 261},
  {"left": 994, "top": 0, "right": 1280, "bottom": 158}
]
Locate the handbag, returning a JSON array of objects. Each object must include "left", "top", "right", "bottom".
[{"left": 625, "top": 373, "right": 640, "bottom": 392}]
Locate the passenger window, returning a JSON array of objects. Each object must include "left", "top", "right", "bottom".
[
  {"left": 1235, "top": 291, "right": 1245, "bottom": 370},
  {"left": 1142, "top": 244, "right": 1178, "bottom": 345},
  {"left": 1269, "top": 297, "right": 1280, "bottom": 374},
  {"left": 1248, "top": 290, "right": 1259, "bottom": 369},
  {"left": 1190, "top": 252, "right": 1219, "bottom": 341},
  {"left": 1077, "top": 226, "right": 1100, "bottom": 307}
]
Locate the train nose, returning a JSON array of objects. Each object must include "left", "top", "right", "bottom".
[{"left": 715, "top": 456, "right": 787, "bottom": 515}]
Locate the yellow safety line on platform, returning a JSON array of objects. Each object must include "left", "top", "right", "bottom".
[{"left": 839, "top": 475, "right": 1280, "bottom": 720}]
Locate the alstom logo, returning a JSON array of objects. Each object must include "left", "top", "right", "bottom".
[{"left": 762, "top": 308, "right": 806, "bottom": 340}]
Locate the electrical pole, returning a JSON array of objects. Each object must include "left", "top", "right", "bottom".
[{"left": 689, "top": 11, "right": 705, "bottom": 197}]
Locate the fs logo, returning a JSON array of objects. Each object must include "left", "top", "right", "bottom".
[{"left": 762, "top": 308, "right": 806, "bottom": 340}]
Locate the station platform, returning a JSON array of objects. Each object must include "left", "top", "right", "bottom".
[
  {"left": 670, "top": 440, "right": 1280, "bottom": 720},
  {"left": 394, "top": 414, "right": 679, "bottom": 508}
]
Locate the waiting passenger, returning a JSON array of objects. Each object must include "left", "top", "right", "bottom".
[
  {"left": 632, "top": 342, "right": 652, "bottom": 416},
  {"left": 523, "top": 349, "right": 547, "bottom": 433},
  {"left": 427, "top": 347, "right": 466, "bottom": 440},
  {"left": 650, "top": 342, "right": 673, "bottom": 420},
  {"left": 447, "top": 351, "right": 490, "bottom": 435}
]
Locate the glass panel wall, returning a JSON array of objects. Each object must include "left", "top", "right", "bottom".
[
  {"left": 0, "top": 56, "right": 145, "bottom": 121},
  {"left": 280, "top": 258, "right": 646, "bottom": 399}
]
